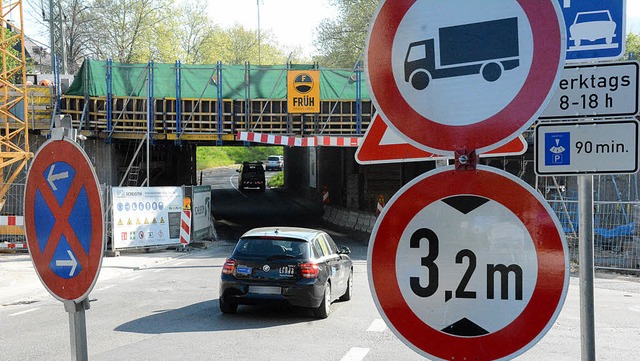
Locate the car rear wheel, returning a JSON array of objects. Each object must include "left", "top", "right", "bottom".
[
  {"left": 219, "top": 296, "right": 238, "bottom": 314},
  {"left": 314, "top": 283, "right": 331, "bottom": 319},
  {"left": 339, "top": 269, "right": 353, "bottom": 302}
]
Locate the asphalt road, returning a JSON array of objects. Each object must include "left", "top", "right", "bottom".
[{"left": 1, "top": 168, "right": 639, "bottom": 360}]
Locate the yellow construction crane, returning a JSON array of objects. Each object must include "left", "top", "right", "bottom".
[{"left": 0, "top": 0, "right": 32, "bottom": 212}]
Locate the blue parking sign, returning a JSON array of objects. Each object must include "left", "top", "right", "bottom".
[
  {"left": 558, "top": 0, "right": 626, "bottom": 62},
  {"left": 545, "top": 132, "right": 571, "bottom": 166}
]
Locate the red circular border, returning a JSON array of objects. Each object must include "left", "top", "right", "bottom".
[
  {"left": 25, "top": 139, "right": 104, "bottom": 302},
  {"left": 369, "top": 166, "right": 568, "bottom": 360},
  {"left": 366, "top": 0, "right": 564, "bottom": 153}
]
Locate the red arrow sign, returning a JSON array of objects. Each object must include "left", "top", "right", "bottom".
[{"left": 356, "top": 113, "right": 527, "bottom": 164}]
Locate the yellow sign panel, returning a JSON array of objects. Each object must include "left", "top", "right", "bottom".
[{"left": 288, "top": 70, "right": 320, "bottom": 113}]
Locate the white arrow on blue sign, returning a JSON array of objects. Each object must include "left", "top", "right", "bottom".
[{"left": 559, "top": 0, "right": 626, "bottom": 62}]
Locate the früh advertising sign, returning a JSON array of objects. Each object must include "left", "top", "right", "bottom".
[{"left": 287, "top": 70, "right": 320, "bottom": 113}]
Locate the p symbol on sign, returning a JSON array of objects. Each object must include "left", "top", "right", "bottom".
[{"left": 553, "top": 154, "right": 563, "bottom": 164}]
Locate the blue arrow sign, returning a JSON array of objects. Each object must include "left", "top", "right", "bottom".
[{"left": 558, "top": 0, "right": 626, "bottom": 62}]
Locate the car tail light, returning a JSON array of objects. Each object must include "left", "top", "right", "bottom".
[
  {"left": 222, "top": 259, "right": 236, "bottom": 275},
  {"left": 300, "top": 262, "right": 319, "bottom": 278}
]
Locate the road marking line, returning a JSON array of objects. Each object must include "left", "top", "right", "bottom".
[
  {"left": 340, "top": 347, "right": 370, "bottom": 361},
  {"left": 173, "top": 261, "right": 185, "bottom": 266},
  {"left": 367, "top": 318, "right": 388, "bottom": 332},
  {"left": 153, "top": 268, "right": 165, "bottom": 273},
  {"left": 9, "top": 308, "right": 39, "bottom": 316},
  {"left": 96, "top": 285, "right": 115, "bottom": 292},
  {"left": 126, "top": 276, "right": 142, "bottom": 282},
  {"left": 229, "top": 176, "right": 249, "bottom": 199}
]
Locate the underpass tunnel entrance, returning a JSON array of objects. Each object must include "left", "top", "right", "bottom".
[{"left": 196, "top": 145, "right": 286, "bottom": 188}]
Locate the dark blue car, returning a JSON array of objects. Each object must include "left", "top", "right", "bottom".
[{"left": 219, "top": 227, "right": 353, "bottom": 318}]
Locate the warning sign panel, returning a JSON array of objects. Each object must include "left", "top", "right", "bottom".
[{"left": 288, "top": 70, "right": 320, "bottom": 113}]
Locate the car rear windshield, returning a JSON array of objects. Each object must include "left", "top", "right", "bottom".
[
  {"left": 268, "top": 156, "right": 281, "bottom": 161},
  {"left": 244, "top": 163, "right": 264, "bottom": 173},
  {"left": 234, "top": 238, "right": 310, "bottom": 260}
]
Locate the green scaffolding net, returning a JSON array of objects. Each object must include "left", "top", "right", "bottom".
[{"left": 66, "top": 59, "right": 371, "bottom": 100}]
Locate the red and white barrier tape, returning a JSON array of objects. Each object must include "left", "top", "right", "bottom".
[
  {"left": 237, "top": 131, "right": 361, "bottom": 147},
  {"left": 0, "top": 215, "right": 24, "bottom": 226},
  {"left": 0, "top": 242, "right": 28, "bottom": 250}
]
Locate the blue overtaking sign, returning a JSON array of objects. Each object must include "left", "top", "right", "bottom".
[{"left": 558, "top": 0, "right": 626, "bottom": 62}]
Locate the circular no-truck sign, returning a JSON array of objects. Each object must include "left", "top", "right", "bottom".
[
  {"left": 365, "top": 0, "right": 566, "bottom": 155},
  {"left": 368, "top": 165, "right": 569, "bottom": 360},
  {"left": 25, "top": 138, "right": 104, "bottom": 302}
]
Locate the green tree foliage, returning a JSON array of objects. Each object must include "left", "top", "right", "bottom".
[
  {"left": 153, "top": 0, "right": 219, "bottom": 64},
  {"left": 59, "top": 0, "right": 289, "bottom": 66},
  {"left": 626, "top": 32, "right": 640, "bottom": 60},
  {"left": 314, "top": 0, "right": 380, "bottom": 68},
  {"left": 4, "top": 28, "right": 22, "bottom": 81},
  {"left": 200, "top": 24, "right": 288, "bottom": 65}
]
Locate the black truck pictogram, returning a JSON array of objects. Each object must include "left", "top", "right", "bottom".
[{"left": 404, "top": 17, "right": 520, "bottom": 90}]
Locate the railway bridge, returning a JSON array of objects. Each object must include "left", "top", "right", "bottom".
[{"left": 17, "top": 59, "right": 529, "bottom": 217}]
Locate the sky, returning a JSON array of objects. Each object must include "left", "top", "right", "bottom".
[
  {"left": 18, "top": 0, "right": 640, "bottom": 60},
  {"left": 628, "top": 0, "right": 640, "bottom": 33},
  {"left": 205, "top": 0, "right": 338, "bottom": 58}
]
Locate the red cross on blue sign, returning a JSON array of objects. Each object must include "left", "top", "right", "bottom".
[{"left": 25, "top": 138, "right": 104, "bottom": 302}]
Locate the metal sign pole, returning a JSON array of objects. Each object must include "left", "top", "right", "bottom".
[
  {"left": 578, "top": 174, "right": 596, "bottom": 361},
  {"left": 64, "top": 298, "right": 90, "bottom": 361}
]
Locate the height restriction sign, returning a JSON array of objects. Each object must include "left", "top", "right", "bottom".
[
  {"left": 368, "top": 166, "right": 569, "bottom": 360},
  {"left": 365, "top": 0, "right": 566, "bottom": 155}
]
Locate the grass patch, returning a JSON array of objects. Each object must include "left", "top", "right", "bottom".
[{"left": 268, "top": 172, "right": 284, "bottom": 188}]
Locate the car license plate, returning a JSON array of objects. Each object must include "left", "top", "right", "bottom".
[
  {"left": 236, "top": 266, "right": 252, "bottom": 275},
  {"left": 279, "top": 266, "right": 295, "bottom": 276},
  {"left": 249, "top": 286, "right": 281, "bottom": 295}
]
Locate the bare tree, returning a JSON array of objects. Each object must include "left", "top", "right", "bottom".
[{"left": 63, "top": 0, "right": 96, "bottom": 72}]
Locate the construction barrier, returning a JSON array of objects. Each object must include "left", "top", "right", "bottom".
[
  {"left": 180, "top": 209, "right": 191, "bottom": 245},
  {"left": 0, "top": 242, "right": 28, "bottom": 250},
  {"left": 0, "top": 215, "right": 26, "bottom": 251}
]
